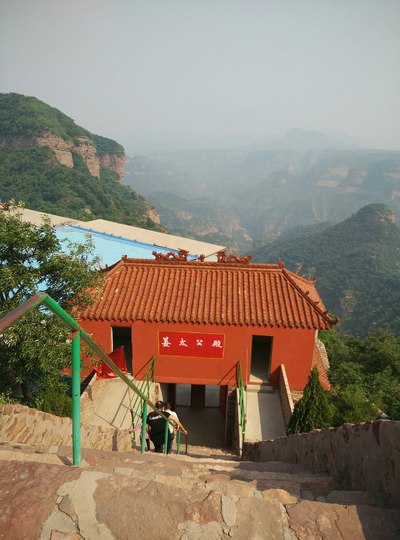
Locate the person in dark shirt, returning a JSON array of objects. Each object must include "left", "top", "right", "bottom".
[
  {"left": 146, "top": 400, "right": 170, "bottom": 453},
  {"left": 146, "top": 400, "right": 188, "bottom": 453}
]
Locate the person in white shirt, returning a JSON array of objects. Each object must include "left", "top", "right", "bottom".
[{"left": 164, "top": 401, "right": 187, "bottom": 454}]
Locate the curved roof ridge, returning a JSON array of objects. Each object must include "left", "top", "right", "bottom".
[
  {"left": 104, "top": 256, "right": 286, "bottom": 271},
  {"left": 282, "top": 268, "right": 338, "bottom": 325}
]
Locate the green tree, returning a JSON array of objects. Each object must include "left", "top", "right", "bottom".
[
  {"left": 287, "top": 366, "right": 334, "bottom": 434},
  {"left": 0, "top": 203, "right": 104, "bottom": 412},
  {"left": 320, "top": 329, "right": 400, "bottom": 423}
]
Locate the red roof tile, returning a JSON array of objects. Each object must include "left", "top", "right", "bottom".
[{"left": 80, "top": 257, "right": 338, "bottom": 330}]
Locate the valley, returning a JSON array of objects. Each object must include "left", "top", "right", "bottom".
[{"left": 123, "top": 130, "right": 400, "bottom": 253}]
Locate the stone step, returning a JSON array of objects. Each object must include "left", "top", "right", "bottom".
[
  {"left": 1, "top": 441, "right": 399, "bottom": 540},
  {"left": 246, "top": 383, "right": 276, "bottom": 394},
  {"left": 0, "top": 440, "right": 343, "bottom": 499},
  {"left": 2, "top": 405, "right": 400, "bottom": 540},
  {"left": 0, "top": 441, "right": 357, "bottom": 500}
]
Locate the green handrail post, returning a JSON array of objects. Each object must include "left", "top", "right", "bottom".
[
  {"left": 150, "top": 355, "right": 155, "bottom": 381},
  {"left": 141, "top": 401, "right": 148, "bottom": 453},
  {"left": 185, "top": 435, "right": 188, "bottom": 456},
  {"left": 176, "top": 430, "right": 181, "bottom": 455},
  {"left": 72, "top": 331, "right": 81, "bottom": 466},
  {"left": 237, "top": 361, "right": 246, "bottom": 441},
  {"left": 164, "top": 420, "right": 169, "bottom": 454},
  {"left": 43, "top": 295, "right": 80, "bottom": 331},
  {"left": 0, "top": 295, "right": 176, "bottom": 463},
  {"left": 130, "top": 356, "right": 155, "bottom": 439}
]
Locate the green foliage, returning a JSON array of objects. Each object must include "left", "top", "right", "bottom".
[
  {"left": 329, "top": 384, "right": 376, "bottom": 425},
  {"left": 35, "top": 380, "right": 72, "bottom": 418},
  {"left": 0, "top": 204, "right": 104, "bottom": 412},
  {"left": 320, "top": 329, "right": 400, "bottom": 423},
  {"left": 92, "top": 134, "right": 124, "bottom": 156},
  {"left": 0, "top": 391, "right": 16, "bottom": 406},
  {"left": 254, "top": 204, "right": 400, "bottom": 336},
  {"left": 0, "top": 93, "right": 89, "bottom": 140},
  {"left": 0, "top": 147, "right": 162, "bottom": 229},
  {"left": 287, "top": 367, "right": 334, "bottom": 434}
]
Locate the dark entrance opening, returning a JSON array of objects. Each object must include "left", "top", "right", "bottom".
[
  {"left": 173, "top": 384, "right": 225, "bottom": 447},
  {"left": 111, "top": 326, "right": 133, "bottom": 373},
  {"left": 250, "top": 335, "right": 273, "bottom": 382}
]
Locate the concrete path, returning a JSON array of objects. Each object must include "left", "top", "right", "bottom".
[{"left": 245, "top": 385, "right": 286, "bottom": 441}]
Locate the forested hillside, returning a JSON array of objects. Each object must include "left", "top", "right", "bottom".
[
  {"left": 0, "top": 93, "right": 161, "bottom": 229},
  {"left": 253, "top": 204, "right": 400, "bottom": 336}
]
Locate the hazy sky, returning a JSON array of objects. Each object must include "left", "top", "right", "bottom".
[{"left": 1, "top": 0, "right": 400, "bottom": 155}]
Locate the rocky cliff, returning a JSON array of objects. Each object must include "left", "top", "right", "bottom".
[
  {"left": 98, "top": 151, "right": 126, "bottom": 178},
  {"left": 2, "top": 131, "right": 126, "bottom": 179}
]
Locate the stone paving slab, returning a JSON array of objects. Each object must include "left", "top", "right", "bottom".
[{"left": 0, "top": 460, "right": 81, "bottom": 540}]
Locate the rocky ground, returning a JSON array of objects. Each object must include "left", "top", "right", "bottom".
[{"left": 1, "top": 440, "right": 399, "bottom": 540}]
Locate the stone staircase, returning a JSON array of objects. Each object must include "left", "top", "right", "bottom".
[{"left": 1, "top": 437, "right": 400, "bottom": 539}]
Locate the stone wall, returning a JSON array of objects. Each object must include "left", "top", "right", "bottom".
[
  {"left": 277, "top": 364, "right": 293, "bottom": 427},
  {"left": 242, "top": 420, "right": 400, "bottom": 508},
  {"left": 80, "top": 375, "right": 109, "bottom": 424},
  {"left": 0, "top": 404, "right": 133, "bottom": 452}
]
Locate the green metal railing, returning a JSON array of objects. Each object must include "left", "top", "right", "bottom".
[
  {"left": 237, "top": 362, "right": 246, "bottom": 441},
  {"left": 130, "top": 356, "right": 154, "bottom": 450},
  {"left": 0, "top": 293, "right": 187, "bottom": 464}
]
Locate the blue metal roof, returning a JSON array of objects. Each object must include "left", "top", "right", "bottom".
[{"left": 56, "top": 225, "right": 197, "bottom": 267}]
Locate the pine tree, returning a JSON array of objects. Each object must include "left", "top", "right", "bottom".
[{"left": 287, "top": 366, "right": 334, "bottom": 434}]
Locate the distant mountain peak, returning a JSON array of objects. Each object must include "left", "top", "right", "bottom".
[{"left": 354, "top": 204, "right": 396, "bottom": 225}]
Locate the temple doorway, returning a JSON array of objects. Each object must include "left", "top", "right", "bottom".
[
  {"left": 250, "top": 335, "right": 272, "bottom": 382},
  {"left": 111, "top": 326, "right": 133, "bottom": 373},
  {"left": 170, "top": 384, "right": 225, "bottom": 447}
]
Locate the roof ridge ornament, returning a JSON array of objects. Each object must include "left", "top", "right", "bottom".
[
  {"left": 153, "top": 248, "right": 189, "bottom": 262},
  {"left": 216, "top": 250, "right": 252, "bottom": 264}
]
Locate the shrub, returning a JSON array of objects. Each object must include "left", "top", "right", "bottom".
[{"left": 287, "top": 366, "right": 334, "bottom": 434}]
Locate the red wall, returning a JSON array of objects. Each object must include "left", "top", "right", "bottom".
[{"left": 80, "top": 319, "right": 316, "bottom": 391}]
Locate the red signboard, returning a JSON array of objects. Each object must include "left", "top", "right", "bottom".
[{"left": 158, "top": 331, "right": 225, "bottom": 358}]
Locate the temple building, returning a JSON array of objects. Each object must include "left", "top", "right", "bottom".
[{"left": 79, "top": 249, "right": 337, "bottom": 403}]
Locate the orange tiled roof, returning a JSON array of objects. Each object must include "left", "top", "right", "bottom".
[{"left": 80, "top": 257, "right": 337, "bottom": 330}]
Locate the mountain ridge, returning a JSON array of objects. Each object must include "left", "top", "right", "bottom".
[
  {"left": 0, "top": 93, "right": 162, "bottom": 229},
  {"left": 253, "top": 204, "right": 400, "bottom": 336}
]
